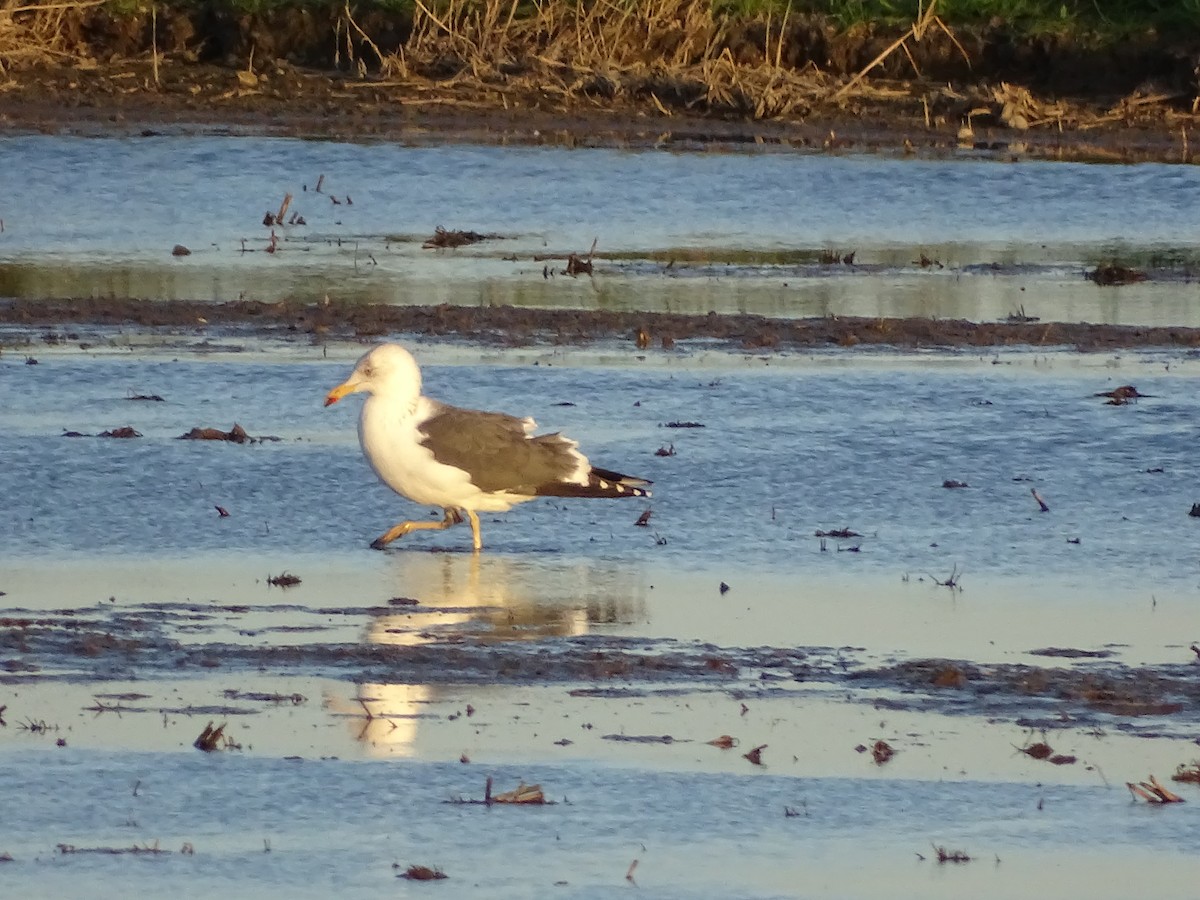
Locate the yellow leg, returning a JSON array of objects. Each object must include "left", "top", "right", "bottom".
[
  {"left": 370, "top": 508, "right": 464, "bottom": 550},
  {"left": 465, "top": 509, "right": 482, "bottom": 552}
]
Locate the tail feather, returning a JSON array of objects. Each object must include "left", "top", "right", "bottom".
[{"left": 536, "top": 466, "right": 652, "bottom": 499}]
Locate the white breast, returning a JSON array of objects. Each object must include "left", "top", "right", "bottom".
[{"left": 358, "top": 395, "right": 521, "bottom": 512}]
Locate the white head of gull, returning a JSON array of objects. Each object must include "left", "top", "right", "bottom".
[{"left": 324, "top": 343, "right": 651, "bottom": 551}]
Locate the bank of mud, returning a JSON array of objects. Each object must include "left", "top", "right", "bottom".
[
  {"left": 3, "top": 4, "right": 1200, "bottom": 161},
  {"left": 5, "top": 296, "right": 1200, "bottom": 352},
  {"left": 5, "top": 594, "right": 1200, "bottom": 738}
]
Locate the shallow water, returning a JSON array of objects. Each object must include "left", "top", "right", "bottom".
[
  {"left": 5, "top": 344, "right": 1200, "bottom": 895},
  {"left": 6, "top": 747, "right": 1200, "bottom": 900},
  {"left": 4, "top": 346, "right": 1199, "bottom": 593},
  {"left": 6, "top": 135, "right": 1200, "bottom": 895},
  {"left": 4, "top": 135, "right": 1200, "bottom": 324}
]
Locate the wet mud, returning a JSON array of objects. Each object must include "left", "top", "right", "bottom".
[
  {"left": 6, "top": 598, "right": 1200, "bottom": 739},
  {"left": 5, "top": 295, "right": 1200, "bottom": 352},
  {"left": 2, "top": 57, "right": 1197, "bottom": 164}
]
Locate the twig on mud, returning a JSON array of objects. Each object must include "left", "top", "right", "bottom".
[
  {"left": 85, "top": 700, "right": 134, "bottom": 715},
  {"left": 565, "top": 238, "right": 598, "bottom": 276},
  {"left": 1015, "top": 732, "right": 1077, "bottom": 766},
  {"left": 927, "top": 565, "right": 963, "bottom": 590},
  {"left": 193, "top": 721, "right": 228, "bottom": 752},
  {"left": 871, "top": 740, "right": 895, "bottom": 764},
  {"left": 932, "top": 843, "right": 972, "bottom": 864},
  {"left": 1172, "top": 762, "right": 1200, "bottom": 784},
  {"left": 17, "top": 717, "right": 54, "bottom": 734},
  {"left": 743, "top": 744, "right": 767, "bottom": 765}
]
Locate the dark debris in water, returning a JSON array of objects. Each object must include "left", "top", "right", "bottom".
[
  {"left": 62, "top": 426, "right": 142, "bottom": 438},
  {"left": 602, "top": 733, "right": 681, "bottom": 744},
  {"left": 1095, "top": 384, "right": 1150, "bottom": 405},
  {"left": 57, "top": 842, "right": 173, "bottom": 856},
  {"left": 1029, "top": 647, "right": 1116, "bottom": 659},
  {"left": 422, "top": 226, "right": 502, "bottom": 249},
  {"left": 222, "top": 689, "right": 306, "bottom": 704},
  {"left": 397, "top": 864, "right": 448, "bottom": 881},
  {"left": 1127, "top": 775, "right": 1184, "bottom": 804},
  {"left": 179, "top": 423, "right": 280, "bottom": 443},
  {"left": 1089, "top": 264, "right": 1147, "bottom": 286},
  {"left": 851, "top": 657, "right": 1197, "bottom": 723}
]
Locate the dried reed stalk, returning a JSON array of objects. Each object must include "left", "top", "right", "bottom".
[
  {"left": 832, "top": 0, "right": 969, "bottom": 101},
  {"left": 0, "top": 0, "right": 105, "bottom": 73},
  {"left": 389, "top": 0, "right": 827, "bottom": 120}
]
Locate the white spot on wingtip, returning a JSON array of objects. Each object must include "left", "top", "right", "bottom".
[{"left": 599, "top": 480, "right": 610, "bottom": 489}]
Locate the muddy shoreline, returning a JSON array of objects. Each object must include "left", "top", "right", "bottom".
[
  {"left": 4, "top": 56, "right": 1200, "bottom": 165},
  {"left": 6, "top": 596, "right": 1199, "bottom": 735},
  {"left": 5, "top": 0, "right": 1200, "bottom": 164},
  {"left": 5, "top": 295, "right": 1200, "bottom": 352}
]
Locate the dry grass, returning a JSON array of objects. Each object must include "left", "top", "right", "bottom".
[
  {"left": 363, "top": 0, "right": 837, "bottom": 119},
  {"left": 0, "top": 0, "right": 104, "bottom": 75}
]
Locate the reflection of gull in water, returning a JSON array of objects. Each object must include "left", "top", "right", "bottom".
[
  {"left": 326, "top": 553, "right": 647, "bottom": 755},
  {"left": 323, "top": 343, "right": 651, "bottom": 551}
]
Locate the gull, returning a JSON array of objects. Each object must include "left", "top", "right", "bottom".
[{"left": 325, "top": 344, "right": 651, "bottom": 551}]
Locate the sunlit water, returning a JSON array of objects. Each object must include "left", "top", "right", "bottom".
[
  {"left": 4, "top": 346, "right": 1200, "bottom": 896},
  {"left": 3, "top": 344, "right": 1200, "bottom": 668},
  {"left": 5, "top": 135, "right": 1200, "bottom": 896},
  {"left": 3, "top": 135, "right": 1200, "bottom": 323},
  {"left": 6, "top": 747, "right": 1200, "bottom": 900}
]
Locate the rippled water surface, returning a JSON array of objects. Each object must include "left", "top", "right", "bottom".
[
  {"left": 4, "top": 347, "right": 1198, "bottom": 590},
  {"left": 4, "top": 135, "right": 1200, "bottom": 323},
  {"left": 5, "top": 135, "right": 1200, "bottom": 897}
]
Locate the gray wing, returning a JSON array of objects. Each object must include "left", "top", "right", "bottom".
[{"left": 418, "top": 403, "right": 583, "bottom": 494}]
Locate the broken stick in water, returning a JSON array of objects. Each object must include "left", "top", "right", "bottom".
[{"left": 276, "top": 193, "right": 292, "bottom": 225}]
